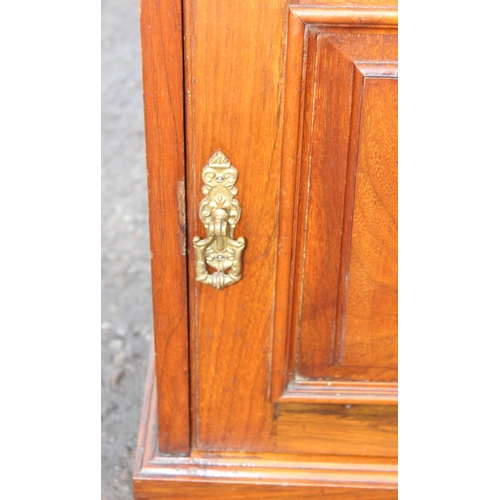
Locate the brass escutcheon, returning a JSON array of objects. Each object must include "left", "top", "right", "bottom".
[{"left": 193, "top": 151, "right": 245, "bottom": 289}]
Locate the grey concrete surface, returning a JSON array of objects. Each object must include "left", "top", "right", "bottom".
[{"left": 101, "top": 0, "right": 151, "bottom": 498}]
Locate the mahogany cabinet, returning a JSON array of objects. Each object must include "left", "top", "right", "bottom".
[{"left": 134, "top": 0, "right": 398, "bottom": 497}]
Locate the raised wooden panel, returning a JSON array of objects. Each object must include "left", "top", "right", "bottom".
[
  {"left": 336, "top": 67, "right": 398, "bottom": 371},
  {"left": 272, "top": 6, "right": 398, "bottom": 404}
]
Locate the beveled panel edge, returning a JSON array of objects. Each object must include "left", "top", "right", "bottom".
[
  {"left": 356, "top": 61, "right": 398, "bottom": 77},
  {"left": 271, "top": 6, "right": 311, "bottom": 402},
  {"left": 134, "top": 344, "right": 398, "bottom": 494},
  {"left": 271, "top": 4, "right": 398, "bottom": 403}
]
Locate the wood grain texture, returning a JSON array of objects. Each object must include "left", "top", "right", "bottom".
[
  {"left": 336, "top": 69, "right": 398, "bottom": 371},
  {"left": 135, "top": 482, "right": 398, "bottom": 500},
  {"left": 184, "top": 0, "right": 286, "bottom": 452},
  {"left": 272, "top": 5, "right": 398, "bottom": 405},
  {"left": 139, "top": 0, "right": 190, "bottom": 453},
  {"left": 297, "top": 40, "right": 398, "bottom": 382},
  {"left": 133, "top": 351, "right": 398, "bottom": 499},
  {"left": 275, "top": 403, "right": 397, "bottom": 457}
]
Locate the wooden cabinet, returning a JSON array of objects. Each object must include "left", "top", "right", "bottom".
[{"left": 134, "top": 0, "right": 398, "bottom": 498}]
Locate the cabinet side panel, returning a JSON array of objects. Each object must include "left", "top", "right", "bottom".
[{"left": 140, "top": 0, "right": 190, "bottom": 453}]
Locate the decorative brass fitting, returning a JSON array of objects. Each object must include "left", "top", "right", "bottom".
[{"left": 193, "top": 151, "right": 245, "bottom": 289}]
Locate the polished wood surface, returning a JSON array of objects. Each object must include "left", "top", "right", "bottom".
[
  {"left": 140, "top": 0, "right": 190, "bottom": 453},
  {"left": 184, "top": 0, "right": 285, "bottom": 453},
  {"left": 336, "top": 71, "right": 398, "bottom": 372},
  {"left": 135, "top": 0, "right": 398, "bottom": 496}
]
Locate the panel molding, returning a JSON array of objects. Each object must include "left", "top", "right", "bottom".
[
  {"left": 289, "top": 5, "right": 398, "bottom": 28},
  {"left": 271, "top": 5, "right": 398, "bottom": 404}
]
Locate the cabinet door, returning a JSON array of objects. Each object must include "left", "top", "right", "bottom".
[{"left": 182, "top": 1, "right": 398, "bottom": 457}]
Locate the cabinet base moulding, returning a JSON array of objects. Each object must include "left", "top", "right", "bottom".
[{"left": 133, "top": 344, "right": 398, "bottom": 499}]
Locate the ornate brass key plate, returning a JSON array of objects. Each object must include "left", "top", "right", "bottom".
[{"left": 193, "top": 151, "right": 245, "bottom": 289}]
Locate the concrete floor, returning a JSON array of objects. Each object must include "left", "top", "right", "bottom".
[{"left": 101, "top": 0, "right": 151, "bottom": 498}]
